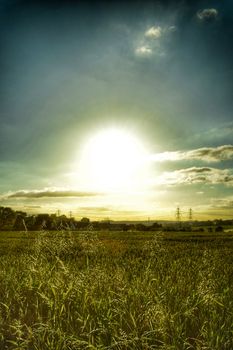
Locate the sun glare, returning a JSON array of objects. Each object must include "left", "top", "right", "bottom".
[{"left": 74, "top": 128, "right": 150, "bottom": 192}]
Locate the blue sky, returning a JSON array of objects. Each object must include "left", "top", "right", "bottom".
[{"left": 0, "top": 0, "right": 233, "bottom": 220}]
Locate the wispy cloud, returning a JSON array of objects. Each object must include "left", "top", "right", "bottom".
[
  {"left": 151, "top": 145, "right": 233, "bottom": 163},
  {"left": 77, "top": 206, "right": 147, "bottom": 219},
  {"left": 191, "top": 123, "right": 233, "bottom": 144},
  {"left": 210, "top": 197, "right": 233, "bottom": 210},
  {"left": 78, "top": 206, "right": 110, "bottom": 213},
  {"left": 23, "top": 205, "right": 42, "bottom": 209},
  {"left": 2, "top": 188, "right": 100, "bottom": 199},
  {"left": 197, "top": 8, "right": 218, "bottom": 21},
  {"left": 156, "top": 167, "right": 233, "bottom": 186},
  {"left": 135, "top": 24, "right": 176, "bottom": 57},
  {"left": 135, "top": 45, "right": 152, "bottom": 56}
]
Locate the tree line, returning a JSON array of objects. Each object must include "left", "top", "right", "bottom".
[{"left": 0, "top": 206, "right": 162, "bottom": 231}]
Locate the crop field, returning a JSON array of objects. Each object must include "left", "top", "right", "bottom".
[{"left": 0, "top": 229, "right": 233, "bottom": 349}]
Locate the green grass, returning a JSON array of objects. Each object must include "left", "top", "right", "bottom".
[{"left": 0, "top": 230, "right": 233, "bottom": 349}]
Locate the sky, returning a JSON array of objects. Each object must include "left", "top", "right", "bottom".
[{"left": 0, "top": 0, "right": 233, "bottom": 220}]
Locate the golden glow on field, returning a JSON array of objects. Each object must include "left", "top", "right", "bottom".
[{"left": 74, "top": 128, "right": 150, "bottom": 192}]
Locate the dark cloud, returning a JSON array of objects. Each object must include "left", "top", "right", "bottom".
[
  {"left": 186, "top": 145, "right": 233, "bottom": 162},
  {"left": 197, "top": 8, "right": 218, "bottom": 21},
  {"left": 78, "top": 206, "right": 110, "bottom": 212},
  {"left": 153, "top": 145, "right": 233, "bottom": 162},
  {"left": 176, "top": 167, "right": 233, "bottom": 185},
  {"left": 180, "top": 167, "right": 212, "bottom": 173},
  {"left": 210, "top": 198, "right": 233, "bottom": 210},
  {"left": 5, "top": 189, "right": 100, "bottom": 199},
  {"left": 158, "top": 167, "right": 233, "bottom": 186},
  {"left": 23, "top": 205, "right": 41, "bottom": 209}
]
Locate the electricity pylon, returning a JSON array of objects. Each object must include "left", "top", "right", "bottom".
[
  {"left": 188, "top": 208, "right": 193, "bottom": 221},
  {"left": 176, "top": 206, "right": 181, "bottom": 222}
]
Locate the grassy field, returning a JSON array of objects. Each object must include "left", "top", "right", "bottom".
[{"left": 0, "top": 230, "right": 233, "bottom": 349}]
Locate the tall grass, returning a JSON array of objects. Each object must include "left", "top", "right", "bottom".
[{"left": 0, "top": 230, "right": 233, "bottom": 349}]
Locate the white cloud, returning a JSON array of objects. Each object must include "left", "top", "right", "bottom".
[
  {"left": 135, "top": 45, "right": 152, "bottom": 56},
  {"left": 134, "top": 24, "right": 176, "bottom": 58},
  {"left": 197, "top": 8, "right": 218, "bottom": 21},
  {"left": 145, "top": 25, "right": 177, "bottom": 39},
  {"left": 145, "top": 26, "right": 162, "bottom": 39}
]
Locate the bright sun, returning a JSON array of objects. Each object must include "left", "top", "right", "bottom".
[{"left": 75, "top": 128, "right": 149, "bottom": 192}]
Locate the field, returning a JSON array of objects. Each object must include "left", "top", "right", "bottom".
[{"left": 0, "top": 230, "right": 233, "bottom": 349}]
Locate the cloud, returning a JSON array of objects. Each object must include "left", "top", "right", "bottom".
[
  {"left": 181, "top": 145, "right": 233, "bottom": 162},
  {"left": 191, "top": 123, "right": 233, "bottom": 144},
  {"left": 167, "top": 26, "right": 177, "bottom": 33},
  {"left": 2, "top": 188, "right": 100, "bottom": 199},
  {"left": 145, "top": 25, "right": 177, "bottom": 39},
  {"left": 182, "top": 167, "right": 212, "bottom": 173},
  {"left": 151, "top": 145, "right": 233, "bottom": 163},
  {"left": 210, "top": 197, "right": 233, "bottom": 210},
  {"left": 135, "top": 45, "right": 152, "bottom": 56},
  {"left": 135, "top": 24, "right": 176, "bottom": 57},
  {"left": 197, "top": 8, "right": 218, "bottom": 21},
  {"left": 78, "top": 206, "right": 145, "bottom": 218},
  {"left": 24, "top": 205, "right": 42, "bottom": 209},
  {"left": 145, "top": 26, "right": 162, "bottom": 39},
  {"left": 156, "top": 167, "right": 233, "bottom": 186},
  {"left": 78, "top": 206, "right": 110, "bottom": 213}
]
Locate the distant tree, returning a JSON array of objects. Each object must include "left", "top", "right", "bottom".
[
  {"left": 80, "top": 217, "right": 90, "bottom": 224},
  {"left": 149, "top": 222, "right": 162, "bottom": 231},
  {"left": 25, "top": 216, "right": 36, "bottom": 231},
  {"left": 33, "top": 214, "right": 50, "bottom": 230},
  {"left": 13, "top": 215, "right": 26, "bottom": 231},
  {"left": 0, "top": 207, "right": 17, "bottom": 230},
  {"left": 135, "top": 223, "right": 147, "bottom": 231}
]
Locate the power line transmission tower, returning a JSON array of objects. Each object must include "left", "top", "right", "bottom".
[
  {"left": 69, "top": 211, "right": 73, "bottom": 219},
  {"left": 175, "top": 206, "right": 181, "bottom": 222},
  {"left": 188, "top": 208, "right": 193, "bottom": 221}
]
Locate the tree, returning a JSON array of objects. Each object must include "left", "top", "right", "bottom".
[
  {"left": 215, "top": 226, "right": 223, "bottom": 233},
  {"left": 80, "top": 217, "right": 90, "bottom": 224}
]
